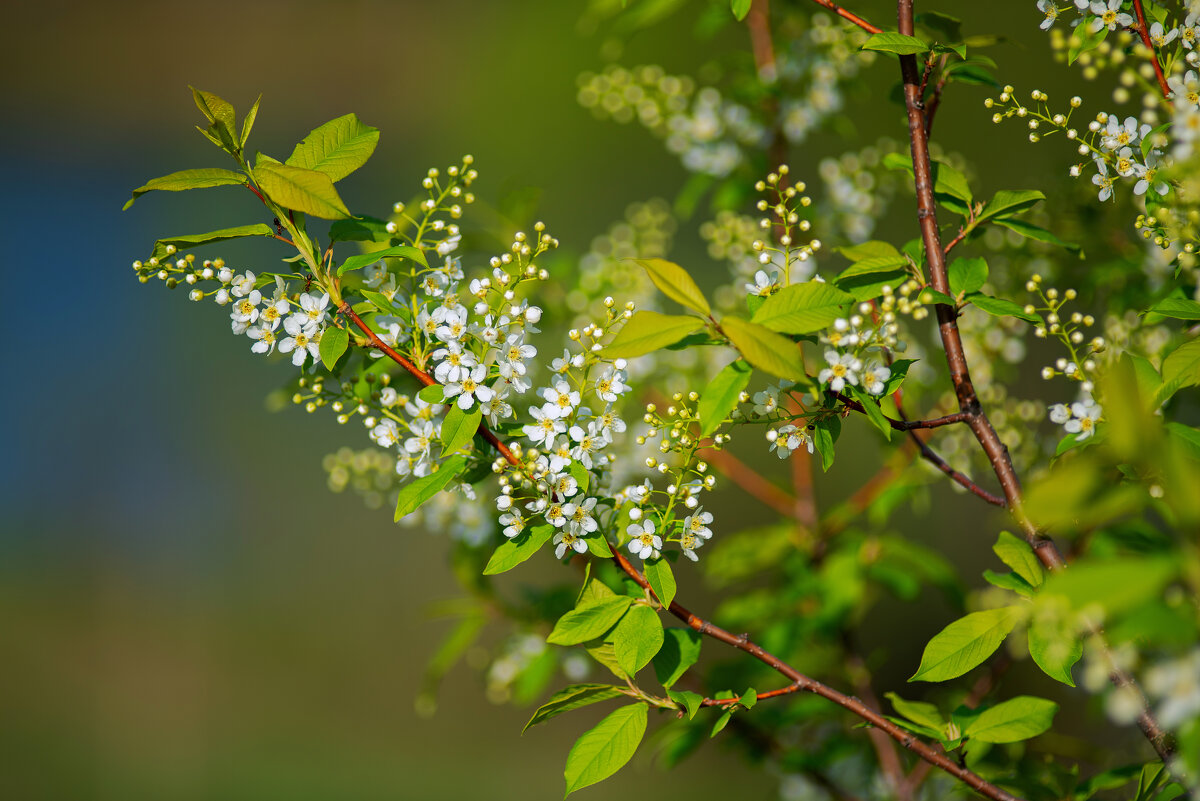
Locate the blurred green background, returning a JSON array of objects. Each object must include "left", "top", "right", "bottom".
[{"left": 1, "top": 1, "right": 1131, "bottom": 799}]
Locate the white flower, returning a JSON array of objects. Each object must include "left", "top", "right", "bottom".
[
  {"left": 380, "top": 387, "right": 399, "bottom": 407},
  {"left": 746, "top": 269, "right": 779, "bottom": 297},
  {"left": 444, "top": 363, "right": 494, "bottom": 410},
  {"left": 523, "top": 406, "right": 566, "bottom": 447},
  {"left": 569, "top": 422, "right": 604, "bottom": 469},
  {"left": 548, "top": 471, "right": 580, "bottom": 499},
  {"left": 278, "top": 315, "right": 320, "bottom": 367},
  {"left": 230, "top": 270, "right": 257, "bottom": 298},
  {"left": 753, "top": 385, "right": 781, "bottom": 416},
  {"left": 680, "top": 531, "right": 706, "bottom": 561},
  {"left": 298, "top": 292, "right": 330, "bottom": 328},
  {"left": 541, "top": 379, "right": 581, "bottom": 419},
  {"left": 1088, "top": 0, "right": 1132, "bottom": 33},
  {"left": 1064, "top": 399, "right": 1102, "bottom": 439},
  {"left": 552, "top": 349, "right": 583, "bottom": 373},
  {"left": 545, "top": 501, "right": 568, "bottom": 528},
  {"left": 818, "top": 350, "right": 862, "bottom": 393},
  {"left": 498, "top": 334, "right": 537, "bottom": 376},
  {"left": 230, "top": 289, "right": 261, "bottom": 334},
  {"left": 247, "top": 322, "right": 278, "bottom": 354},
  {"left": 404, "top": 418, "right": 436, "bottom": 464},
  {"left": 434, "top": 308, "right": 468, "bottom": 343},
  {"left": 436, "top": 234, "right": 462, "bottom": 256},
  {"left": 682, "top": 509, "right": 713, "bottom": 540},
  {"left": 627, "top": 520, "right": 662, "bottom": 560},
  {"left": 371, "top": 419, "right": 401, "bottom": 448},
  {"left": 1149, "top": 21, "right": 1179, "bottom": 48},
  {"left": 593, "top": 365, "right": 628, "bottom": 403},
  {"left": 563, "top": 497, "right": 599, "bottom": 535},
  {"left": 1132, "top": 155, "right": 1169, "bottom": 197},
  {"left": 553, "top": 529, "right": 588, "bottom": 559},
  {"left": 863, "top": 363, "right": 891, "bottom": 396},
  {"left": 1101, "top": 115, "right": 1146, "bottom": 151},
  {"left": 432, "top": 341, "right": 477, "bottom": 384},
  {"left": 420, "top": 271, "right": 449, "bottom": 297},
  {"left": 1091, "top": 159, "right": 1114, "bottom": 202},
  {"left": 1181, "top": 12, "right": 1200, "bottom": 49},
  {"left": 1037, "top": 0, "right": 1060, "bottom": 30},
  {"left": 500, "top": 510, "right": 527, "bottom": 539},
  {"left": 770, "top": 424, "right": 815, "bottom": 458},
  {"left": 480, "top": 393, "right": 513, "bottom": 426},
  {"left": 1049, "top": 403, "right": 1072, "bottom": 424}
]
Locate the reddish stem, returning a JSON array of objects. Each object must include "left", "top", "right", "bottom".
[
  {"left": 1131, "top": 0, "right": 1172, "bottom": 99},
  {"left": 805, "top": 0, "right": 882, "bottom": 34}
]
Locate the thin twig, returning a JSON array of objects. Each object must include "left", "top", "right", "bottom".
[
  {"left": 833, "top": 391, "right": 970, "bottom": 431},
  {"left": 805, "top": 0, "right": 882, "bottom": 34},
  {"left": 1131, "top": 0, "right": 1172, "bottom": 99}
]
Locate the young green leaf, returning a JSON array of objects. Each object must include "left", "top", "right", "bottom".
[
  {"left": 125, "top": 168, "right": 246, "bottom": 210},
  {"left": 643, "top": 557, "right": 677, "bottom": 609},
  {"left": 1155, "top": 337, "right": 1200, "bottom": 405},
  {"left": 965, "top": 293, "right": 1041, "bottom": 323},
  {"left": 563, "top": 703, "right": 648, "bottom": 796},
  {"left": 948, "top": 257, "right": 988, "bottom": 296},
  {"left": 910, "top": 606, "right": 1022, "bottom": 682},
  {"left": 339, "top": 244, "right": 428, "bottom": 276},
  {"left": 963, "top": 696, "right": 1057, "bottom": 743},
  {"left": 978, "top": 189, "right": 1045, "bottom": 222},
  {"left": 1146, "top": 297, "right": 1200, "bottom": 320},
  {"left": 612, "top": 604, "right": 665, "bottom": 675},
  {"left": 993, "top": 531, "right": 1044, "bottom": 588},
  {"left": 254, "top": 159, "right": 351, "bottom": 219},
  {"left": 602, "top": 311, "right": 704, "bottom": 358},
  {"left": 417, "top": 384, "right": 446, "bottom": 403},
  {"left": 150, "top": 224, "right": 277, "bottom": 261},
  {"left": 523, "top": 684, "right": 629, "bottom": 733},
  {"left": 441, "top": 404, "right": 482, "bottom": 455},
  {"left": 547, "top": 596, "right": 634, "bottom": 646},
  {"left": 319, "top": 325, "right": 349, "bottom": 371},
  {"left": 393, "top": 455, "right": 467, "bottom": 521},
  {"left": 848, "top": 386, "right": 893, "bottom": 441},
  {"left": 721, "top": 316, "right": 806, "bottom": 380},
  {"left": 698, "top": 360, "right": 752, "bottom": 438},
  {"left": 750, "top": 281, "right": 855, "bottom": 334},
  {"left": 189, "top": 86, "right": 237, "bottom": 151},
  {"left": 730, "top": 0, "right": 752, "bottom": 19},
  {"left": 667, "top": 689, "right": 703, "bottom": 720},
  {"left": 1027, "top": 622, "right": 1082, "bottom": 687},
  {"left": 568, "top": 461, "right": 591, "bottom": 495},
  {"left": 812, "top": 415, "right": 840, "bottom": 471},
  {"left": 286, "top": 112, "right": 380, "bottom": 182},
  {"left": 240, "top": 94, "right": 262, "bottom": 149},
  {"left": 862, "top": 31, "right": 930, "bottom": 55},
  {"left": 484, "top": 524, "right": 556, "bottom": 575},
  {"left": 885, "top": 692, "right": 947, "bottom": 732},
  {"left": 653, "top": 628, "right": 702, "bottom": 689},
  {"left": 634, "top": 258, "right": 712, "bottom": 316}
]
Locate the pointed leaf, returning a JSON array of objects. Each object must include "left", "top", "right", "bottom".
[
  {"left": 721, "top": 316, "right": 805, "bottom": 380},
  {"left": 1155, "top": 337, "right": 1200, "bottom": 405},
  {"left": 653, "top": 628, "right": 702, "bottom": 689},
  {"left": 634, "top": 258, "right": 711, "bottom": 316},
  {"left": 547, "top": 596, "right": 634, "bottom": 646},
  {"left": 1146, "top": 297, "right": 1200, "bottom": 320},
  {"left": 731, "top": 0, "right": 752, "bottom": 20},
  {"left": 603, "top": 311, "right": 704, "bottom": 358},
  {"left": 993, "top": 531, "right": 1044, "bottom": 588},
  {"left": 441, "top": 405, "right": 482, "bottom": 455},
  {"left": 524, "top": 684, "right": 629, "bottom": 732},
  {"left": 667, "top": 689, "right": 703, "bottom": 719},
  {"left": 125, "top": 168, "right": 246, "bottom": 210},
  {"left": 886, "top": 692, "right": 947, "bottom": 732},
  {"left": 612, "top": 604, "right": 664, "bottom": 675},
  {"left": 948, "top": 257, "right": 988, "bottom": 296},
  {"left": 910, "top": 606, "right": 1022, "bottom": 682},
  {"left": 966, "top": 293, "right": 1041, "bottom": 323},
  {"left": 339, "top": 244, "right": 428, "bottom": 276},
  {"left": 151, "top": 224, "right": 277, "bottom": 260},
  {"left": 964, "top": 696, "right": 1057, "bottom": 743},
  {"left": 286, "top": 113, "right": 380, "bottom": 182},
  {"left": 394, "top": 455, "right": 467, "bottom": 521},
  {"left": 563, "top": 704, "right": 648, "bottom": 796},
  {"left": 189, "top": 86, "right": 237, "bottom": 150},
  {"left": 255, "top": 159, "right": 351, "bottom": 219},
  {"left": 979, "top": 189, "right": 1045, "bottom": 222},
  {"left": 643, "top": 557, "right": 677, "bottom": 610},
  {"left": 240, "top": 94, "right": 262, "bottom": 149},
  {"left": 698, "top": 360, "right": 752, "bottom": 438},
  {"left": 484, "top": 524, "right": 556, "bottom": 575},
  {"left": 751, "top": 281, "right": 855, "bottom": 334},
  {"left": 862, "top": 31, "right": 930, "bottom": 55},
  {"left": 1027, "top": 622, "right": 1082, "bottom": 687},
  {"left": 319, "top": 325, "right": 349, "bottom": 371}
]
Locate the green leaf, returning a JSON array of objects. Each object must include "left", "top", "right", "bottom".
[
  {"left": 667, "top": 689, "right": 703, "bottom": 719},
  {"left": 563, "top": 704, "right": 647, "bottom": 796},
  {"left": 1146, "top": 297, "right": 1200, "bottom": 320},
  {"left": 964, "top": 696, "right": 1057, "bottom": 743},
  {"left": 319, "top": 325, "right": 349, "bottom": 371},
  {"left": 339, "top": 244, "right": 428, "bottom": 276},
  {"left": 603, "top": 311, "right": 705, "bottom": 358},
  {"left": 644, "top": 558, "right": 677, "bottom": 609},
  {"left": 585, "top": 536, "right": 614, "bottom": 557},
  {"left": 837, "top": 255, "right": 910, "bottom": 279},
  {"left": 568, "top": 461, "right": 591, "bottom": 495},
  {"left": 286, "top": 113, "right": 380, "bottom": 182},
  {"left": 1041, "top": 557, "right": 1177, "bottom": 617},
  {"left": 966, "top": 293, "right": 1041, "bottom": 323},
  {"left": 721, "top": 316, "right": 806, "bottom": 380},
  {"left": 750, "top": 281, "right": 855, "bottom": 334},
  {"left": 612, "top": 604, "right": 664, "bottom": 675},
  {"left": 484, "top": 524, "right": 556, "bottom": 575},
  {"left": 359, "top": 289, "right": 407, "bottom": 318},
  {"left": 653, "top": 628, "right": 702, "bottom": 689},
  {"left": 698, "top": 360, "right": 752, "bottom": 438},
  {"left": 948, "top": 257, "right": 988, "bottom": 296},
  {"left": 254, "top": 159, "right": 351, "bottom": 219},
  {"left": 441, "top": 405, "right": 482, "bottom": 454},
  {"left": 813, "top": 415, "right": 841, "bottom": 471},
  {"left": 524, "top": 684, "right": 629, "bottom": 733},
  {"left": 983, "top": 569, "right": 1035, "bottom": 596},
  {"left": 124, "top": 168, "right": 246, "bottom": 210},
  {"left": 151, "top": 224, "right": 277, "bottom": 260},
  {"left": 993, "top": 531, "right": 1044, "bottom": 589},
  {"left": 993, "top": 217, "right": 1082, "bottom": 253},
  {"left": 1155, "top": 337, "right": 1200, "bottom": 405},
  {"left": 417, "top": 384, "right": 446, "bottom": 404},
  {"left": 547, "top": 596, "right": 634, "bottom": 646},
  {"left": 838, "top": 240, "right": 902, "bottom": 261},
  {"left": 240, "top": 94, "right": 261, "bottom": 149},
  {"left": 862, "top": 31, "right": 930, "bottom": 55},
  {"left": 885, "top": 692, "right": 946, "bottom": 732},
  {"left": 979, "top": 189, "right": 1046, "bottom": 222},
  {"left": 739, "top": 688, "right": 757, "bottom": 710},
  {"left": 848, "top": 386, "right": 893, "bottom": 441},
  {"left": 1027, "top": 621, "right": 1082, "bottom": 687},
  {"left": 634, "top": 258, "right": 711, "bottom": 316},
  {"left": 910, "top": 606, "right": 1022, "bottom": 682},
  {"left": 711, "top": 708, "right": 734, "bottom": 737},
  {"left": 393, "top": 455, "right": 467, "bottom": 521},
  {"left": 730, "top": 0, "right": 751, "bottom": 19},
  {"left": 190, "top": 86, "right": 237, "bottom": 150},
  {"left": 329, "top": 216, "right": 392, "bottom": 243},
  {"left": 881, "top": 153, "right": 972, "bottom": 203}
]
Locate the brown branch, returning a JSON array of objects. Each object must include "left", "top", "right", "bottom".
[
  {"left": 804, "top": 0, "right": 882, "bottom": 34},
  {"left": 833, "top": 391, "right": 970, "bottom": 431},
  {"left": 616, "top": 550, "right": 1023, "bottom": 801},
  {"left": 701, "top": 681, "right": 803, "bottom": 706},
  {"left": 923, "top": 55, "right": 950, "bottom": 138},
  {"left": 336, "top": 300, "right": 1021, "bottom": 801},
  {"left": 1131, "top": 0, "right": 1172, "bottom": 99},
  {"left": 894, "top": 0, "right": 1174, "bottom": 768},
  {"left": 703, "top": 444, "right": 797, "bottom": 518},
  {"left": 844, "top": 634, "right": 910, "bottom": 801}
]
